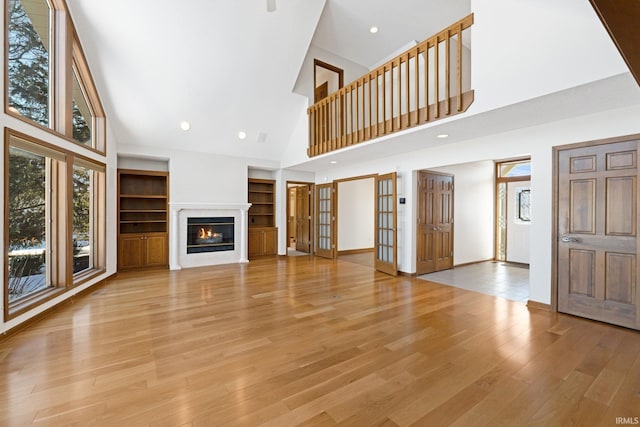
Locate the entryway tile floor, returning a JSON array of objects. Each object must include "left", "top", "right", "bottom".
[{"left": 418, "top": 261, "right": 530, "bottom": 303}]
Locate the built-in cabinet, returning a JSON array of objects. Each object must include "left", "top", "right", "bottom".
[
  {"left": 248, "top": 178, "right": 277, "bottom": 257},
  {"left": 118, "top": 169, "right": 169, "bottom": 270},
  {"left": 248, "top": 227, "right": 278, "bottom": 258}
]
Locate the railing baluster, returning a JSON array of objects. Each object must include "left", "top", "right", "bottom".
[
  {"left": 414, "top": 48, "right": 419, "bottom": 125},
  {"left": 382, "top": 66, "right": 387, "bottom": 134},
  {"left": 356, "top": 81, "right": 360, "bottom": 143},
  {"left": 446, "top": 31, "right": 451, "bottom": 116},
  {"left": 350, "top": 84, "right": 355, "bottom": 144},
  {"left": 457, "top": 23, "right": 463, "bottom": 112},
  {"left": 405, "top": 53, "right": 410, "bottom": 128},
  {"left": 389, "top": 63, "right": 394, "bottom": 133},
  {"left": 330, "top": 96, "right": 334, "bottom": 151},
  {"left": 434, "top": 38, "right": 440, "bottom": 118},
  {"left": 424, "top": 44, "right": 429, "bottom": 123},
  {"left": 341, "top": 90, "right": 345, "bottom": 147}
]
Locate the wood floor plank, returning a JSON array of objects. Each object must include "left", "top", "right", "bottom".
[{"left": 0, "top": 256, "right": 639, "bottom": 425}]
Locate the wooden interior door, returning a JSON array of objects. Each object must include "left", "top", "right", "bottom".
[
  {"left": 295, "top": 185, "right": 311, "bottom": 253},
  {"left": 375, "top": 173, "right": 398, "bottom": 275},
  {"left": 557, "top": 138, "right": 640, "bottom": 330},
  {"left": 288, "top": 188, "right": 296, "bottom": 248},
  {"left": 416, "top": 171, "right": 454, "bottom": 275},
  {"left": 314, "top": 81, "right": 329, "bottom": 103},
  {"left": 315, "top": 183, "right": 335, "bottom": 259}
]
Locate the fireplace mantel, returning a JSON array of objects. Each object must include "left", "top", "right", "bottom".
[{"left": 169, "top": 203, "right": 251, "bottom": 270}]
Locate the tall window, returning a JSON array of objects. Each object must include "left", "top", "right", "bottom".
[
  {"left": 5, "top": 1, "right": 107, "bottom": 321},
  {"left": 6, "top": 134, "right": 63, "bottom": 305},
  {"left": 72, "top": 164, "right": 91, "bottom": 273},
  {"left": 5, "top": 130, "right": 105, "bottom": 319},
  {"left": 71, "top": 66, "right": 92, "bottom": 145},
  {"left": 72, "top": 159, "right": 105, "bottom": 276},
  {"left": 7, "top": 0, "right": 51, "bottom": 126}
]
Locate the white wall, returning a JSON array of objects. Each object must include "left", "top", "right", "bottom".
[
  {"left": 117, "top": 155, "right": 169, "bottom": 172},
  {"left": 470, "top": 0, "right": 629, "bottom": 114},
  {"left": 119, "top": 143, "right": 249, "bottom": 205},
  {"left": 315, "top": 104, "right": 640, "bottom": 305},
  {"left": 431, "top": 161, "right": 494, "bottom": 265},
  {"left": 337, "top": 178, "right": 374, "bottom": 251}
]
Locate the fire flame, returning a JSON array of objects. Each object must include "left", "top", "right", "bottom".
[{"left": 198, "top": 227, "right": 212, "bottom": 239}]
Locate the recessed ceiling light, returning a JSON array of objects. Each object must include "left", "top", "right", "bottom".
[
  {"left": 330, "top": 161, "right": 337, "bottom": 164},
  {"left": 238, "top": 131, "right": 247, "bottom": 140},
  {"left": 370, "top": 26, "right": 378, "bottom": 34},
  {"left": 266, "top": 0, "right": 276, "bottom": 12},
  {"left": 180, "top": 121, "right": 191, "bottom": 131},
  {"left": 436, "top": 133, "right": 449, "bottom": 139}
]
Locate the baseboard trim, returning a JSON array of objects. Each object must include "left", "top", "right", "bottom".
[
  {"left": 0, "top": 273, "right": 116, "bottom": 343},
  {"left": 338, "top": 248, "right": 374, "bottom": 255},
  {"left": 527, "top": 300, "right": 551, "bottom": 311}
]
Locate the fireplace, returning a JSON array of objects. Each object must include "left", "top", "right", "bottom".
[
  {"left": 186, "top": 217, "right": 234, "bottom": 254},
  {"left": 170, "top": 203, "right": 250, "bottom": 270}
]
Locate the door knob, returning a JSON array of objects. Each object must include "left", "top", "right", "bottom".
[{"left": 561, "top": 235, "right": 579, "bottom": 243}]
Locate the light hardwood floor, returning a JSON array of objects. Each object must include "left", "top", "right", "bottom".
[{"left": 1, "top": 256, "right": 639, "bottom": 426}]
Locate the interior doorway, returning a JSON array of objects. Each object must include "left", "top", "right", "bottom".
[
  {"left": 331, "top": 176, "right": 376, "bottom": 268},
  {"left": 314, "top": 59, "right": 343, "bottom": 103},
  {"left": 416, "top": 170, "right": 454, "bottom": 275},
  {"left": 416, "top": 160, "right": 530, "bottom": 303},
  {"left": 286, "top": 182, "right": 314, "bottom": 256}
]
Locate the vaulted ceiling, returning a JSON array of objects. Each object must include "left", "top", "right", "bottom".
[{"left": 65, "top": 0, "right": 471, "bottom": 163}]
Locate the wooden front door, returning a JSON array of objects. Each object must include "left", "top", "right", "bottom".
[
  {"left": 315, "top": 183, "right": 335, "bottom": 259},
  {"left": 295, "top": 185, "right": 312, "bottom": 253},
  {"left": 556, "top": 137, "right": 640, "bottom": 330},
  {"left": 416, "top": 171, "right": 454, "bottom": 275},
  {"left": 375, "top": 173, "right": 398, "bottom": 275}
]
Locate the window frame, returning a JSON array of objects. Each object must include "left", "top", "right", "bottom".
[
  {"left": 4, "top": 0, "right": 106, "bottom": 154},
  {"left": 4, "top": 128, "right": 106, "bottom": 321}
]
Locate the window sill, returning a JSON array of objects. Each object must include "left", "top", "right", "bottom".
[{"left": 6, "top": 287, "right": 66, "bottom": 321}]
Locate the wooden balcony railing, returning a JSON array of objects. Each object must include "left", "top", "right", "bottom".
[{"left": 307, "top": 13, "right": 474, "bottom": 157}]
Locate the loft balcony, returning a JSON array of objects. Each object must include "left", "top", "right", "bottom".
[{"left": 307, "top": 14, "right": 474, "bottom": 158}]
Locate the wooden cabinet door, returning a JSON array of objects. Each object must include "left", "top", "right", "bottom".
[
  {"left": 557, "top": 139, "right": 640, "bottom": 330},
  {"left": 264, "top": 228, "right": 278, "bottom": 255},
  {"left": 118, "top": 235, "right": 144, "bottom": 269},
  {"left": 248, "top": 229, "right": 263, "bottom": 258},
  {"left": 248, "top": 228, "right": 277, "bottom": 258},
  {"left": 416, "top": 171, "right": 454, "bottom": 275},
  {"left": 145, "top": 234, "right": 167, "bottom": 267}
]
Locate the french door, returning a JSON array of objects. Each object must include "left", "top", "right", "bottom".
[
  {"left": 375, "top": 173, "right": 398, "bottom": 275},
  {"left": 315, "top": 183, "right": 335, "bottom": 259}
]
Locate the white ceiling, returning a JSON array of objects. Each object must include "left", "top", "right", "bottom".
[
  {"left": 64, "top": 0, "right": 474, "bottom": 166},
  {"left": 311, "top": 0, "right": 470, "bottom": 68},
  {"left": 65, "top": 0, "right": 636, "bottom": 173}
]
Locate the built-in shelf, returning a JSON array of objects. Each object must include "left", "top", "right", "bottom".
[
  {"left": 118, "top": 169, "right": 169, "bottom": 269},
  {"left": 248, "top": 178, "right": 277, "bottom": 257}
]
